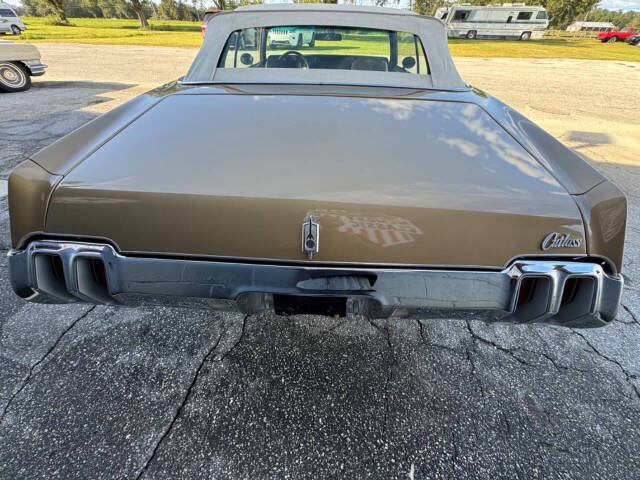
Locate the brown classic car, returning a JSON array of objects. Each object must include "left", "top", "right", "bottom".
[{"left": 8, "top": 5, "right": 626, "bottom": 327}]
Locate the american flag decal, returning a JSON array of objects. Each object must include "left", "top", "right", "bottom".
[{"left": 308, "top": 209, "right": 423, "bottom": 248}]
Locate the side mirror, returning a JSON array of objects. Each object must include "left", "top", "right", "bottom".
[
  {"left": 240, "top": 53, "right": 254, "bottom": 66},
  {"left": 402, "top": 57, "right": 416, "bottom": 69}
]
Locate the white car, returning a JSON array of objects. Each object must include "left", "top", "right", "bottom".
[
  {"left": 0, "top": 3, "right": 25, "bottom": 35},
  {"left": 268, "top": 26, "right": 315, "bottom": 49},
  {"left": 0, "top": 41, "right": 46, "bottom": 92}
]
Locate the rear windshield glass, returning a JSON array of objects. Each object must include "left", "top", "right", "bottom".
[{"left": 218, "top": 26, "right": 429, "bottom": 75}]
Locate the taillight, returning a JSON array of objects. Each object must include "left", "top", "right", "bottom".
[{"left": 201, "top": 21, "right": 207, "bottom": 36}]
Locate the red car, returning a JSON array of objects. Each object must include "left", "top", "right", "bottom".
[
  {"left": 597, "top": 26, "right": 640, "bottom": 43},
  {"left": 201, "top": 9, "right": 220, "bottom": 36}
]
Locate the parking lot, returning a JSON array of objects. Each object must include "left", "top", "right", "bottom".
[{"left": 1, "top": 43, "right": 639, "bottom": 479}]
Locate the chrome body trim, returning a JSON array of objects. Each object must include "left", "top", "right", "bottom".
[
  {"left": 25, "top": 63, "right": 47, "bottom": 76},
  {"left": 9, "top": 240, "right": 622, "bottom": 328}
]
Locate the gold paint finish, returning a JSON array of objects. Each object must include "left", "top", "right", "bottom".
[
  {"left": 573, "top": 181, "right": 627, "bottom": 272},
  {"left": 30, "top": 95, "right": 161, "bottom": 175},
  {"left": 8, "top": 160, "right": 61, "bottom": 247},
  {"left": 45, "top": 94, "right": 586, "bottom": 267}
]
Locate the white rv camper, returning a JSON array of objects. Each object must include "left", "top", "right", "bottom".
[{"left": 435, "top": 3, "right": 549, "bottom": 40}]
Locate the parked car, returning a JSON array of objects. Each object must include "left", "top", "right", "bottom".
[
  {"left": 0, "top": 41, "right": 46, "bottom": 92},
  {"left": 626, "top": 34, "right": 640, "bottom": 45},
  {"left": 0, "top": 2, "right": 25, "bottom": 35},
  {"left": 268, "top": 26, "right": 315, "bottom": 48},
  {"left": 597, "top": 26, "right": 640, "bottom": 43},
  {"left": 8, "top": 4, "right": 626, "bottom": 328},
  {"left": 201, "top": 8, "right": 219, "bottom": 36}
]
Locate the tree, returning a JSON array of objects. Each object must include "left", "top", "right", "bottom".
[
  {"left": 158, "top": 0, "right": 180, "bottom": 19},
  {"left": 542, "top": 0, "right": 600, "bottom": 28},
  {"left": 209, "top": 0, "right": 229, "bottom": 9},
  {"left": 21, "top": 0, "right": 51, "bottom": 16},
  {"left": 191, "top": 0, "right": 200, "bottom": 20},
  {"left": 413, "top": 0, "right": 439, "bottom": 16},
  {"left": 124, "top": 0, "right": 149, "bottom": 28},
  {"left": 589, "top": 8, "right": 640, "bottom": 29},
  {"left": 42, "top": 0, "right": 71, "bottom": 24}
]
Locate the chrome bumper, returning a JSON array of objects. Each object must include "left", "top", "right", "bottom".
[
  {"left": 8, "top": 240, "right": 623, "bottom": 328},
  {"left": 26, "top": 63, "right": 47, "bottom": 76}
]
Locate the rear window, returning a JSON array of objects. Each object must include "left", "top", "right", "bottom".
[{"left": 218, "top": 26, "right": 429, "bottom": 75}]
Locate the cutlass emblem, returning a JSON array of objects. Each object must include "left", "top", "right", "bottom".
[
  {"left": 302, "top": 216, "right": 319, "bottom": 260},
  {"left": 541, "top": 232, "right": 582, "bottom": 250}
]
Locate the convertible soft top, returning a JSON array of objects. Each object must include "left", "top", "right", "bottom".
[{"left": 184, "top": 4, "right": 467, "bottom": 90}]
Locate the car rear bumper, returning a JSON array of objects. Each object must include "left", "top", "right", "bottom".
[{"left": 8, "top": 240, "right": 623, "bottom": 328}]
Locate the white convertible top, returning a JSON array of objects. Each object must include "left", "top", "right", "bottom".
[
  {"left": 183, "top": 4, "right": 467, "bottom": 90},
  {"left": 235, "top": 4, "right": 418, "bottom": 16}
]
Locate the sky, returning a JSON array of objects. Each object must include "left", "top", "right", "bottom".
[{"left": 599, "top": 0, "right": 640, "bottom": 10}]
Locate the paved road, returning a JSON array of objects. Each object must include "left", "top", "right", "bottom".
[{"left": 1, "top": 44, "right": 639, "bottom": 479}]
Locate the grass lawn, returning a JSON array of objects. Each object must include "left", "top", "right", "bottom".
[
  {"left": 16, "top": 17, "right": 204, "bottom": 47},
  {"left": 448, "top": 37, "right": 640, "bottom": 62},
  {"left": 12, "top": 17, "right": 640, "bottom": 62}
]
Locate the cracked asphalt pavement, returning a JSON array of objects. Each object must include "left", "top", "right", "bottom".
[{"left": 1, "top": 44, "right": 639, "bottom": 479}]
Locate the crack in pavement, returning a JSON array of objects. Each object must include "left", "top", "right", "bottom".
[
  {"left": 0, "top": 305, "right": 96, "bottom": 425},
  {"left": 570, "top": 329, "right": 640, "bottom": 401},
  {"left": 416, "top": 320, "right": 463, "bottom": 355},
  {"left": 530, "top": 329, "right": 593, "bottom": 374},
  {"left": 450, "top": 427, "right": 460, "bottom": 474},
  {"left": 323, "top": 317, "right": 346, "bottom": 333},
  {"left": 463, "top": 321, "right": 486, "bottom": 400},
  {"left": 465, "top": 321, "right": 529, "bottom": 366},
  {"left": 466, "top": 322, "right": 593, "bottom": 375},
  {"left": 622, "top": 304, "right": 640, "bottom": 326},
  {"left": 214, "top": 315, "right": 248, "bottom": 362},
  {"left": 135, "top": 315, "right": 248, "bottom": 480},
  {"left": 367, "top": 319, "right": 395, "bottom": 436}
]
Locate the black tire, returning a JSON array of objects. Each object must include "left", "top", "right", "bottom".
[
  {"left": 466, "top": 30, "right": 477, "bottom": 39},
  {"left": 308, "top": 33, "right": 315, "bottom": 48},
  {"left": 608, "top": 36, "right": 618, "bottom": 43},
  {"left": 296, "top": 34, "right": 302, "bottom": 48},
  {"left": 0, "top": 62, "right": 31, "bottom": 92},
  {"left": 520, "top": 31, "right": 531, "bottom": 41},
  {"left": 11, "top": 25, "right": 21, "bottom": 35}
]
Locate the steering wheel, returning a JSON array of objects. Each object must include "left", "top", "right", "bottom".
[{"left": 279, "top": 50, "right": 309, "bottom": 69}]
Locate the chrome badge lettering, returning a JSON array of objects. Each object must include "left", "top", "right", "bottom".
[
  {"left": 541, "top": 232, "right": 582, "bottom": 250},
  {"left": 302, "top": 216, "right": 319, "bottom": 260}
]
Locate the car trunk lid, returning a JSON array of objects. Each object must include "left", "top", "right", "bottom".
[{"left": 46, "top": 93, "right": 585, "bottom": 267}]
